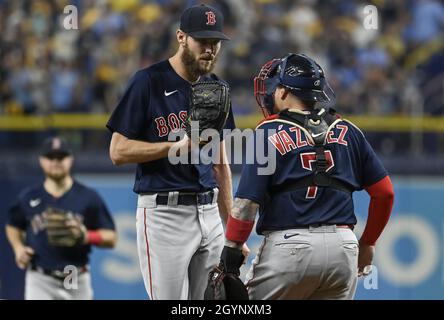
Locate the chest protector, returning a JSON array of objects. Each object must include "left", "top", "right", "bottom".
[{"left": 270, "top": 107, "right": 354, "bottom": 197}]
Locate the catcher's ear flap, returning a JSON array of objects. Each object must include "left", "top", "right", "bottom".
[{"left": 223, "top": 274, "right": 250, "bottom": 300}]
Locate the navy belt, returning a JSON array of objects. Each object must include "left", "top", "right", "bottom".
[
  {"left": 308, "top": 223, "right": 354, "bottom": 230},
  {"left": 155, "top": 190, "right": 215, "bottom": 206},
  {"left": 30, "top": 264, "right": 88, "bottom": 281}
]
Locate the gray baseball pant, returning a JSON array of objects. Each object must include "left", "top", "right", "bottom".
[
  {"left": 136, "top": 190, "right": 224, "bottom": 300},
  {"left": 245, "top": 225, "right": 359, "bottom": 300},
  {"left": 25, "top": 269, "right": 93, "bottom": 300}
]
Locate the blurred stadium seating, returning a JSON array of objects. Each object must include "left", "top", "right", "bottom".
[{"left": 0, "top": 0, "right": 443, "bottom": 173}]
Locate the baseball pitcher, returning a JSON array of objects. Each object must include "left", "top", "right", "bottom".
[{"left": 107, "top": 4, "right": 248, "bottom": 300}]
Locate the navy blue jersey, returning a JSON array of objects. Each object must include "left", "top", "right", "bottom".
[
  {"left": 236, "top": 115, "right": 388, "bottom": 234},
  {"left": 106, "top": 60, "right": 235, "bottom": 193},
  {"left": 7, "top": 181, "right": 115, "bottom": 270}
]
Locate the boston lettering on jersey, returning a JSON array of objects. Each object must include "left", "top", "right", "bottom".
[
  {"left": 154, "top": 111, "right": 188, "bottom": 137},
  {"left": 107, "top": 60, "right": 235, "bottom": 193}
]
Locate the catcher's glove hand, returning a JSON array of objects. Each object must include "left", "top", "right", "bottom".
[
  {"left": 186, "top": 80, "right": 231, "bottom": 145},
  {"left": 204, "top": 246, "right": 249, "bottom": 300},
  {"left": 43, "top": 207, "right": 87, "bottom": 247}
]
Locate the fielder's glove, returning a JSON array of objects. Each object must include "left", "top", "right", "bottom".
[
  {"left": 43, "top": 207, "right": 87, "bottom": 247},
  {"left": 186, "top": 80, "right": 231, "bottom": 145},
  {"left": 204, "top": 246, "right": 249, "bottom": 300}
]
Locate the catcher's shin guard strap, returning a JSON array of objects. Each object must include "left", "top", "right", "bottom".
[{"left": 226, "top": 215, "right": 254, "bottom": 243}]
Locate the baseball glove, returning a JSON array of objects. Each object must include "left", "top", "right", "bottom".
[
  {"left": 204, "top": 246, "right": 249, "bottom": 300},
  {"left": 43, "top": 207, "right": 86, "bottom": 247},
  {"left": 186, "top": 80, "right": 231, "bottom": 145}
]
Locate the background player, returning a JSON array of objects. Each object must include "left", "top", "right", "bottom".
[
  {"left": 219, "top": 53, "right": 395, "bottom": 299},
  {"left": 5, "top": 136, "right": 117, "bottom": 300},
  {"left": 107, "top": 4, "right": 248, "bottom": 300}
]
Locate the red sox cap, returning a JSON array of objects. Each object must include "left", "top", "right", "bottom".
[
  {"left": 180, "top": 4, "right": 230, "bottom": 40},
  {"left": 41, "top": 136, "right": 72, "bottom": 158}
]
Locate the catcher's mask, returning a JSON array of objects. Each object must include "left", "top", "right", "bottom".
[{"left": 253, "top": 53, "right": 335, "bottom": 116}]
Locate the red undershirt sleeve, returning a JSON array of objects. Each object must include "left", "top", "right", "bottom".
[{"left": 360, "top": 175, "right": 395, "bottom": 246}]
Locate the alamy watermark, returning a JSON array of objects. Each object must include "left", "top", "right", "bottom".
[
  {"left": 63, "top": 5, "right": 78, "bottom": 30},
  {"left": 63, "top": 265, "right": 79, "bottom": 289},
  {"left": 363, "top": 5, "right": 378, "bottom": 30},
  {"left": 361, "top": 265, "right": 378, "bottom": 290},
  {"left": 167, "top": 122, "right": 277, "bottom": 176}
]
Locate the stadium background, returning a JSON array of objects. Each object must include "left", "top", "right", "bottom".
[{"left": 0, "top": 0, "right": 443, "bottom": 299}]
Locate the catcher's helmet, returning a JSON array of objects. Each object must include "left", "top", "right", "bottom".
[{"left": 254, "top": 53, "right": 334, "bottom": 116}]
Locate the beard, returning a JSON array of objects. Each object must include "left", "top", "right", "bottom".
[
  {"left": 46, "top": 172, "right": 68, "bottom": 182},
  {"left": 45, "top": 169, "right": 69, "bottom": 182},
  {"left": 181, "top": 43, "right": 218, "bottom": 79}
]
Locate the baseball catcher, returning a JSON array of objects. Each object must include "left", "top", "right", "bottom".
[
  {"left": 186, "top": 79, "right": 231, "bottom": 145},
  {"left": 217, "top": 53, "right": 394, "bottom": 300},
  {"left": 204, "top": 246, "right": 249, "bottom": 300},
  {"left": 43, "top": 207, "right": 87, "bottom": 247}
]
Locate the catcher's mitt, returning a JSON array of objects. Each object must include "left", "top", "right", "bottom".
[
  {"left": 186, "top": 80, "right": 231, "bottom": 145},
  {"left": 204, "top": 246, "right": 249, "bottom": 300},
  {"left": 204, "top": 265, "right": 250, "bottom": 300},
  {"left": 43, "top": 207, "right": 86, "bottom": 247}
]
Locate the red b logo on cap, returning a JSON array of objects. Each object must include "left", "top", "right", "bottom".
[
  {"left": 52, "top": 138, "right": 61, "bottom": 149},
  {"left": 205, "top": 11, "right": 216, "bottom": 25}
]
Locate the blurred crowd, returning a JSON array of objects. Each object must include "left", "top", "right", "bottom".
[{"left": 1, "top": 0, "right": 443, "bottom": 116}]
